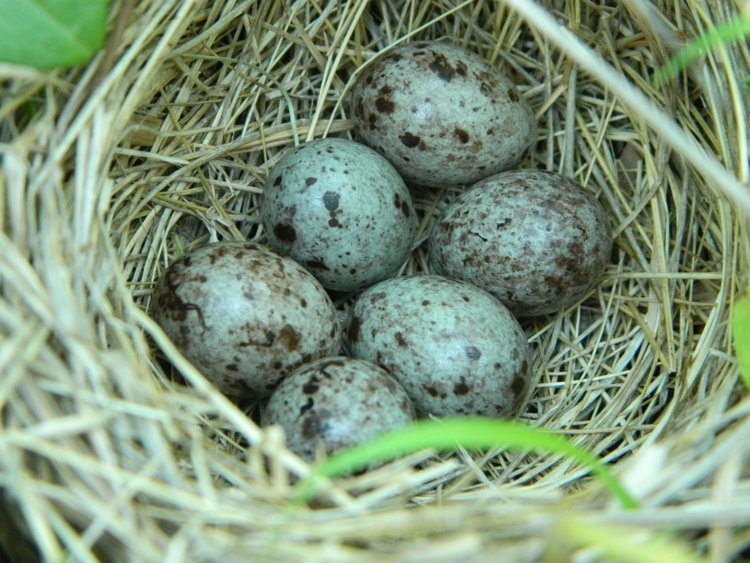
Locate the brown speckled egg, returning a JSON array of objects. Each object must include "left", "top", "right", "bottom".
[
  {"left": 427, "top": 169, "right": 613, "bottom": 316},
  {"left": 262, "top": 356, "right": 415, "bottom": 461},
  {"left": 348, "top": 275, "right": 529, "bottom": 418},
  {"left": 262, "top": 138, "right": 417, "bottom": 292},
  {"left": 150, "top": 242, "right": 341, "bottom": 399},
  {"left": 350, "top": 41, "right": 536, "bottom": 188}
]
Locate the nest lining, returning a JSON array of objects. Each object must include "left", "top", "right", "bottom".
[{"left": 1, "top": 0, "right": 749, "bottom": 560}]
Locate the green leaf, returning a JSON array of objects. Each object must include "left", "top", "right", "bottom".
[
  {"left": 0, "top": 0, "right": 108, "bottom": 69},
  {"left": 653, "top": 13, "right": 750, "bottom": 87},
  {"left": 733, "top": 285, "right": 750, "bottom": 391},
  {"left": 291, "top": 417, "right": 640, "bottom": 510}
]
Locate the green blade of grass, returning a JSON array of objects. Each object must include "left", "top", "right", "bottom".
[
  {"left": 0, "top": 0, "right": 108, "bottom": 69},
  {"left": 733, "top": 285, "right": 750, "bottom": 391},
  {"left": 653, "top": 13, "right": 750, "bottom": 87},
  {"left": 291, "top": 417, "right": 639, "bottom": 509}
]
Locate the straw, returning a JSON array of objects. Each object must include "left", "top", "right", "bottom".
[{"left": 1, "top": 0, "right": 748, "bottom": 560}]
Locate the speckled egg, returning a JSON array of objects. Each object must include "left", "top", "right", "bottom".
[
  {"left": 262, "top": 356, "right": 416, "bottom": 461},
  {"left": 350, "top": 40, "right": 536, "bottom": 188},
  {"left": 348, "top": 275, "right": 529, "bottom": 418},
  {"left": 150, "top": 241, "right": 341, "bottom": 398},
  {"left": 427, "top": 169, "right": 613, "bottom": 316},
  {"left": 262, "top": 138, "right": 417, "bottom": 292}
]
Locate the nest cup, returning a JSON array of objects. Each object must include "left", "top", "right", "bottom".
[{"left": 2, "top": 0, "right": 749, "bottom": 560}]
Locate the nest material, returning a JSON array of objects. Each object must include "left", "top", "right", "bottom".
[{"left": 1, "top": 0, "right": 749, "bottom": 560}]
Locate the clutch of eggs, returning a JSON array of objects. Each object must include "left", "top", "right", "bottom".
[{"left": 146, "top": 39, "right": 621, "bottom": 464}]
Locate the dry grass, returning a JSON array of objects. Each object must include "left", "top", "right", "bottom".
[{"left": 1, "top": 0, "right": 749, "bottom": 560}]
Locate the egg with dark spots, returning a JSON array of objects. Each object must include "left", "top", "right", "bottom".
[
  {"left": 427, "top": 169, "right": 613, "bottom": 316},
  {"left": 150, "top": 242, "right": 341, "bottom": 399},
  {"left": 348, "top": 275, "right": 529, "bottom": 418},
  {"left": 262, "top": 138, "right": 417, "bottom": 292},
  {"left": 262, "top": 356, "right": 415, "bottom": 461},
  {"left": 350, "top": 41, "right": 536, "bottom": 188}
]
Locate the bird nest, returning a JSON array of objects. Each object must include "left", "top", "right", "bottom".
[{"left": 1, "top": 0, "right": 749, "bottom": 560}]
